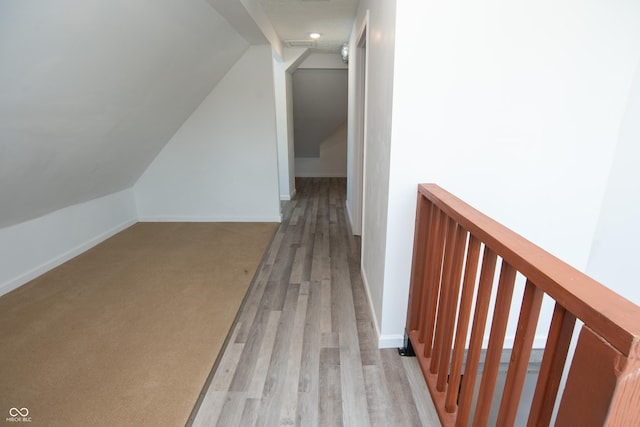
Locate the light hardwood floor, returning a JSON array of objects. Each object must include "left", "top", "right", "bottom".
[{"left": 189, "top": 178, "right": 440, "bottom": 427}]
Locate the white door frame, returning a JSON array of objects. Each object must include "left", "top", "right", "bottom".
[{"left": 352, "top": 11, "right": 369, "bottom": 236}]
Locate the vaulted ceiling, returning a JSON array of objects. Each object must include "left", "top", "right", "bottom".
[{"left": 0, "top": 0, "right": 359, "bottom": 228}]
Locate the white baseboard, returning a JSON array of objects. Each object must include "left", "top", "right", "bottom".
[
  {"left": 378, "top": 334, "right": 405, "bottom": 349},
  {"left": 360, "top": 266, "right": 387, "bottom": 349},
  {"left": 280, "top": 188, "right": 296, "bottom": 201},
  {"left": 360, "top": 268, "right": 403, "bottom": 349},
  {"left": 0, "top": 218, "right": 136, "bottom": 297},
  {"left": 294, "top": 173, "right": 347, "bottom": 178},
  {"left": 1, "top": 210, "right": 281, "bottom": 298},
  {"left": 0, "top": 185, "right": 286, "bottom": 299}
]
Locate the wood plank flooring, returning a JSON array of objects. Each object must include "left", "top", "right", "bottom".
[{"left": 189, "top": 178, "right": 439, "bottom": 427}]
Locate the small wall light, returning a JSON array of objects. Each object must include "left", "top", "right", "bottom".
[
  {"left": 309, "top": 32, "right": 321, "bottom": 39},
  {"left": 341, "top": 43, "right": 349, "bottom": 63}
]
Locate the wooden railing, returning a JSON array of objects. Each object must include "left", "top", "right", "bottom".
[{"left": 405, "top": 184, "right": 640, "bottom": 426}]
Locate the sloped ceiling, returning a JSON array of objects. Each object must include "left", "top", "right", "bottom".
[{"left": 0, "top": 0, "right": 250, "bottom": 228}]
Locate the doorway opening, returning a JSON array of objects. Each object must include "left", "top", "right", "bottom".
[{"left": 291, "top": 55, "right": 349, "bottom": 180}]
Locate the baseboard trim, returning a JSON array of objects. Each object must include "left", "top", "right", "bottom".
[
  {"left": 379, "top": 334, "right": 405, "bottom": 349},
  {"left": 280, "top": 188, "right": 297, "bottom": 201},
  {"left": 360, "top": 266, "right": 385, "bottom": 348},
  {"left": 294, "top": 173, "right": 347, "bottom": 178},
  {"left": 0, "top": 218, "right": 137, "bottom": 297}
]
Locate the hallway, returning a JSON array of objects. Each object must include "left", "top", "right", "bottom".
[{"left": 190, "top": 178, "right": 439, "bottom": 426}]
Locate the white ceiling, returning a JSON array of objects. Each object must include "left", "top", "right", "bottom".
[{"left": 259, "top": 0, "right": 359, "bottom": 53}]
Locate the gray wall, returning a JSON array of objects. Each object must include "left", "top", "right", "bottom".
[{"left": 292, "top": 69, "right": 348, "bottom": 157}]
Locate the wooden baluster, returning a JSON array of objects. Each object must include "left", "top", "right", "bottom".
[
  {"left": 417, "top": 203, "right": 441, "bottom": 346},
  {"left": 446, "top": 235, "right": 482, "bottom": 413},
  {"left": 496, "top": 280, "right": 544, "bottom": 425},
  {"left": 436, "top": 225, "right": 468, "bottom": 392},
  {"left": 431, "top": 217, "right": 458, "bottom": 374},
  {"left": 456, "top": 247, "right": 498, "bottom": 427},
  {"left": 406, "top": 194, "right": 433, "bottom": 333},
  {"left": 527, "top": 303, "right": 576, "bottom": 427},
  {"left": 421, "top": 210, "right": 449, "bottom": 358},
  {"left": 472, "top": 262, "right": 517, "bottom": 427}
]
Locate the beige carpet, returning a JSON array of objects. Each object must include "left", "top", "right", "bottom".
[{"left": 0, "top": 222, "right": 276, "bottom": 427}]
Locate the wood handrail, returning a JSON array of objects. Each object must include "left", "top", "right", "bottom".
[
  {"left": 405, "top": 184, "right": 640, "bottom": 426},
  {"left": 419, "top": 184, "right": 640, "bottom": 357}
]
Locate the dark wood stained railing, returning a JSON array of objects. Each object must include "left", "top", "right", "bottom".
[{"left": 405, "top": 184, "right": 640, "bottom": 426}]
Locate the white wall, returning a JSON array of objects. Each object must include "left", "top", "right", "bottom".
[
  {"left": 239, "top": 0, "right": 283, "bottom": 60},
  {"left": 295, "top": 121, "right": 347, "bottom": 177},
  {"left": 377, "top": 0, "right": 640, "bottom": 347},
  {"left": 273, "top": 48, "right": 309, "bottom": 200},
  {"left": 347, "top": 0, "right": 398, "bottom": 346},
  {"left": 587, "top": 65, "right": 640, "bottom": 305},
  {"left": 135, "top": 45, "right": 281, "bottom": 222},
  {"left": 0, "top": 0, "right": 249, "bottom": 228},
  {"left": 0, "top": 189, "right": 137, "bottom": 297},
  {"left": 298, "top": 52, "right": 348, "bottom": 70}
]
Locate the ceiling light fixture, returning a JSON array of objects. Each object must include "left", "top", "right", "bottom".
[{"left": 309, "top": 32, "right": 321, "bottom": 39}]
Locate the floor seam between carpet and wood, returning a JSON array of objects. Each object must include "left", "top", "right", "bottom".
[
  {"left": 0, "top": 222, "right": 277, "bottom": 427},
  {"left": 185, "top": 224, "right": 280, "bottom": 425}
]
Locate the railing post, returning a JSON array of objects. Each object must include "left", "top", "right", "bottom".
[
  {"left": 556, "top": 326, "right": 640, "bottom": 426},
  {"left": 405, "top": 193, "right": 430, "bottom": 334},
  {"left": 406, "top": 184, "right": 640, "bottom": 426}
]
